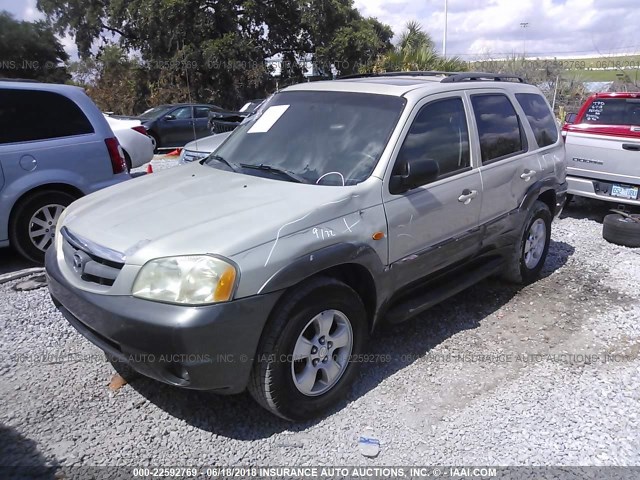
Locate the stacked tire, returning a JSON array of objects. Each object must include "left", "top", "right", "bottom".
[{"left": 603, "top": 213, "right": 640, "bottom": 248}]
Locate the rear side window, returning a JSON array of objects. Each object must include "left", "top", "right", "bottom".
[
  {"left": 396, "top": 97, "right": 471, "bottom": 180},
  {"left": 195, "top": 107, "right": 210, "bottom": 118},
  {"left": 581, "top": 97, "right": 640, "bottom": 125},
  {"left": 516, "top": 93, "right": 558, "bottom": 147},
  {"left": 471, "top": 94, "right": 526, "bottom": 164},
  {"left": 0, "top": 89, "right": 94, "bottom": 144}
]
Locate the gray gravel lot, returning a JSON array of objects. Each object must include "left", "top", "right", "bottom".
[{"left": 1, "top": 193, "right": 639, "bottom": 472}]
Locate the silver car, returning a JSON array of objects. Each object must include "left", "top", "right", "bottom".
[
  {"left": 46, "top": 72, "right": 567, "bottom": 420},
  {"left": 0, "top": 80, "right": 130, "bottom": 263}
]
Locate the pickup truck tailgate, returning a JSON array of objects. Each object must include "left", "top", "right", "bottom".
[{"left": 565, "top": 127, "right": 640, "bottom": 185}]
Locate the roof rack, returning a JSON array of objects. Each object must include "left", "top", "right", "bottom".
[
  {"left": 441, "top": 72, "right": 524, "bottom": 83},
  {"left": 338, "top": 71, "right": 454, "bottom": 80},
  {"left": 337, "top": 71, "right": 525, "bottom": 83},
  {"left": 0, "top": 78, "right": 41, "bottom": 83}
]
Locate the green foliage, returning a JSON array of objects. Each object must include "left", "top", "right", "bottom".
[
  {"left": 36, "top": 0, "right": 394, "bottom": 108},
  {"left": 370, "top": 22, "right": 466, "bottom": 74},
  {"left": 0, "top": 11, "right": 70, "bottom": 83}
]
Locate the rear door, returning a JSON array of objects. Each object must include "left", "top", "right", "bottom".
[
  {"left": 469, "top": 91, "right": 541, "bottom": 226},
  {"left": 194, "top": 106, "right": 211, "bottom": 138},
  {"left": 384, "top": 93, "right": 483, "bottom": 286},
  {"left": 565, "top": 96, "right": 640, "bottom": 192}
]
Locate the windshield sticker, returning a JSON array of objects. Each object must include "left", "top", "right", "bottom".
[{"left": 247, "top": 105, "right": 289, "bottom": 133}]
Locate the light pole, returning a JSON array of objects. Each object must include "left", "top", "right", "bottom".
[
  {"left": 520, "top": 22, "right": 529, "bottom": 60},
  {"left": 442, "top": 0, "right": 448, "bottom": 58}
]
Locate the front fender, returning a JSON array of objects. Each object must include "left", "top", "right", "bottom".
[{"left": 258, "top": 242, "right": 386, "bottom": 297}]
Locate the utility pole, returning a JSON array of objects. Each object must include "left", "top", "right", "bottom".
[
  {"left": 520, "top": 22, "right": 529, "bottom": 61},
  {"left": 443, "top": 0, "right": 448, "bottom": 58}
]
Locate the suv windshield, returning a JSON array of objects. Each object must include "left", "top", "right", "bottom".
[
  {"left": 583, "top": 97, "right": 640, "bottom": 125},
  {"left": 208, "top": 91, "right": 405, "bottom": 185}
]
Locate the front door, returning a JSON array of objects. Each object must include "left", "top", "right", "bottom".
[
  {"left": 384, "top": 94, "right": 483, "bottom": 288},
  {"left": 161, "top": 106, "right": 195, "bottom": 146}
]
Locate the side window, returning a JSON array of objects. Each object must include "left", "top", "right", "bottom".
[
  {"left": 0, "top": 89, "right": 94, "bottom": 144},
  {"left": 172, "top": 107, "right": 193, "bottom": 119},
  {"left": 471, "top": 94, "right": 526, "bottom": 164},
  {"left": 195, "top": 107, "right": 210, "bottom": 119},
  {"left": 395, "top": 97, "right": 471, "bottom": 182},
  {"left": 515, "top": 93, "right": 558, "bottom": 147}
]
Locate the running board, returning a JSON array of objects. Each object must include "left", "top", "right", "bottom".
[{"left": 385, "top": 256, "right": 505, "bottom": 324}]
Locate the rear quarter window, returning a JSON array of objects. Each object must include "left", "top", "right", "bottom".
[
  {"left": 581, "top": 97, "right": 640, "bottom": 126},
  {"left": 0, "top": 89, "right": 94, "bottom": 144},
  {"left": 515, "top": 93, "right": 559, "bottom": 148}
]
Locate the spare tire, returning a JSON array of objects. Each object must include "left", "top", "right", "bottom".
[{"left": 603, "top": 213, "right": 640, "bottom": 248}]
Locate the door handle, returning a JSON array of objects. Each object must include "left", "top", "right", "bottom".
[
  {"left": 622, "top": 143, "right": 640, "bottom": 151},
  {"left": 458, "top": 189, "right": 478, "bottom": 204},
  {"left": 520, "top": 169, "right": 537, "bottom": 181}
]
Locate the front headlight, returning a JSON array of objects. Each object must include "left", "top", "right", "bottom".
[{"left": 132, "top": 255, "right": 238, "bottom": 305}]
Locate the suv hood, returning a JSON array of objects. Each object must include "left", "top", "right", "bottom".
[{"left": 61, "top": 163, "right": 372, "bottom": 265}]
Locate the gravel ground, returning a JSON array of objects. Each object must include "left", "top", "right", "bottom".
[{"left": 1, "top": 196, "right": 639, "bottom": 473}]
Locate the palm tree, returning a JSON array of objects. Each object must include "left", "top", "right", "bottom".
[{"left": 368, "top": 22, "right": 466, "bottom": 73}]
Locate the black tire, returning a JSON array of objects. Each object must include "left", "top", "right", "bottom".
[
  {"left": 9, "top": 190, "right": 77, "bottom": 264},
  {"left": 603, "top": 214, "right": 640, "bottom": 248},
  {"left": 248, "top": 276, "right": 369, "bottom": 421},
  {"left": 123, "top": 150, "right": 133, "bottom": 172},
  {"left": 148, "top": 131, "right": 160, "bottom": 153},
  {"left": 502, "top": 200, "right": 552, "bottom": 285}
]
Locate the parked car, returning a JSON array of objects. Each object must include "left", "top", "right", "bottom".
[
  {"left": 104, "top": 114, "right": 154, "bottom": 170},
  {"left": 563, "top": 92, "right": 640, "bottom": 207},
  {"left": 0, "top": 80, "right": 129, "bottom": 263},
  {"left": 178, "top": 132, "right": 232, "bottom": 165},
  {"left": 114, "top": 103, "right": 224, "bottom": 152},
  {"left": 207, "top": 99, "right": 264, "bottom": 134},
  {"left": 46, "top": 72, "right": 566, "bottom": 421}
]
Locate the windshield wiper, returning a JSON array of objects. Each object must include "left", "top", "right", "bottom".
[
  {"left": 239, "top": 163, "right": 308, "bottom": 184},
  {"left": 206, "top": 154, "right": 238, "bottom": 171}
]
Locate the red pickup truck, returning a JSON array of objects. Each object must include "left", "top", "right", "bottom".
[{"left": 563, "top": 92, "right": 640, "bottom": 207}]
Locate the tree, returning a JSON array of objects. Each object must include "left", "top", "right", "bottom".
[
  {"left": 36, "top": 0, "right": 394, "bottom": 107},
  {"left": 0, "top": 11, "right": 69, "bottom": 83},
  {"left": 369, "top": 22, "right": 466, "bottom": 73}
]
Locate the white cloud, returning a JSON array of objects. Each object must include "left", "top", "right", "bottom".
[{"left": 355, "top": 0, "right": 640, "bottom": 59}]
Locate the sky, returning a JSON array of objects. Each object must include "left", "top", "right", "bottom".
[
  {"left": 354, "top": 0, "right": 640, "bottom": 59},
  {"left": 2, "top": 0, "right": 639, "bottom": 61}
]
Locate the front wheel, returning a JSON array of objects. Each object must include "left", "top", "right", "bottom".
[
  {"left": 502, "top": 200, "right": 552, "bottom": 285},
  {"left": 248, "top": 276, "right": 368, "bottom": 421}
]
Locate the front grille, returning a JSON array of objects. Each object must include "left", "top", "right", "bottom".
[
  {"left": 61, "top": 228, "right": 125, "bottom": 287},
  {"left": 212, "top": 120, "right": 239, "bottom": 133}
]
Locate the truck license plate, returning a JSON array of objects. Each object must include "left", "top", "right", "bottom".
[{"left": 611, "top": 184, "right": 639, "bottom": 200}]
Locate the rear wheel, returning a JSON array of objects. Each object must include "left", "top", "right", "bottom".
[
  {"left": 248, "top": 276, "right": 368, "bottom": 421},
  {"left": 10, "top": 190, "right": 76, "bottom": 263},
  {"left": 503, "top": 200, "right": 552, "bottom": 284},
  {"left": 148, "top": 131, "right": 160, "bottom": 153},
  {"left": 124, "top": 150, "right": 133, "bottom": 172}
]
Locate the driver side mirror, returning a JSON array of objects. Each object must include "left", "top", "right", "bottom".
[
  {"left": 164, "top": 114, "right": 176, "bottom": 121},
  {"left": 564, "top": 113, "right": 577, "bottom": 125},
  {"left": 390, "top": 159, "right": 440, "bottom": 194}
]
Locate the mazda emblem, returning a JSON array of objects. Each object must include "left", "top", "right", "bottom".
[{"left": 72, "top": 253, "right": 83, "bottom": 272}]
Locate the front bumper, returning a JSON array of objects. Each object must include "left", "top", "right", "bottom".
[{"left": 45, "top": 248, "right": 282, "bottom": 393}]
